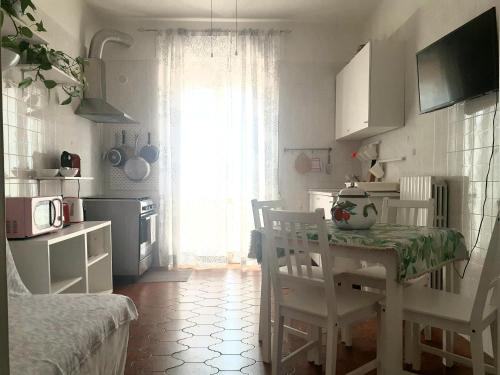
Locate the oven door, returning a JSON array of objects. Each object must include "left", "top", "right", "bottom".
[{"left": 139, "top": 212, "right": 157, "bottom": 260}]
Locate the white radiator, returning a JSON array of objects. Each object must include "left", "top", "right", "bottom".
[
  {"left": 400, "top": 176, "right": 448, "bottom": 289},
  {"left": 400, "top": 176, "right": 448, "bottom": 227}
]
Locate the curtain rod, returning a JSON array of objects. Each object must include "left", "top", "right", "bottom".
[{"left": 138, "top": 27, "right": 291, "bottom": 33}]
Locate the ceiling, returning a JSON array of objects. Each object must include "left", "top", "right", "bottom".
[{"left": 85, "top": 0, "right": 382, "bottom": 24}]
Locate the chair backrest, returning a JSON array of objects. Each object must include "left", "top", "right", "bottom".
[
  {"left": 251, "top": 199, "right": 285, "bottom": 229},
  {"left": 471, "top": 212, "right": 500, "bottom": 322},
  {"left": 380, "top": 198, "right": 435, "bottom": 226},
  {"left": 262, "top": 208, "right": 338, "bottom": 317}
]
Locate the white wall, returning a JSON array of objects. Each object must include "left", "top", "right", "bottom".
[
  {"left": 360, "top": 0, "right": 500, "bottom": 293},
  {"left": 359, "top": 0, "right": 500, "bottom": 352},
  {"left": 2, "top": 1, "right": 105, "bottom": 198},
  {"left": 95, "top": 17, "right": 362, "bottom": 210}
]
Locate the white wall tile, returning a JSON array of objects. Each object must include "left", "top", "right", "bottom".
[{"left": 2, "top": 83, "right": 103, "bottom": 197}]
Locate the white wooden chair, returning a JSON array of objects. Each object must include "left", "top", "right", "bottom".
[
  {"left": 344, "top": 198, "right": 435, "bottom": 290},
  {"left": 253, "top": 199, "right": 326, "bottom": 364},
  {"left": 263, "top": 208, "right": 383, "bottom": 375},
  {"left": 341, "top": 198, "right": 435, "bottom": 360},
  {"left": 404, "top": 212, "right": 500, "bottom": 374},
  {"left": 251, "top": 199, "right": 290, "bottom": 360}
]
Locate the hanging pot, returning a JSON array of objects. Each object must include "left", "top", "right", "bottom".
[{"left": 107, "top": 132, "right": 125, "bottom": 167}]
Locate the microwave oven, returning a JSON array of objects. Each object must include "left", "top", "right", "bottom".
[{"left": 6, "top": 196, "right": 64, "bottom": 239}]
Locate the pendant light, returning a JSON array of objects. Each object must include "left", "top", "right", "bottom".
[
  {"left": 234, "top": 0, "right": 238, "bottom": 56},
  {"left": 210, "top": 0, "right": 214, "bottom": 58}
]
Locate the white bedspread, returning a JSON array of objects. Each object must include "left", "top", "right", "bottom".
[{"left": 8, "top": 294, "right": 138, "bottom": 375}]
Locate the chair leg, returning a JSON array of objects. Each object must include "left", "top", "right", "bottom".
[
  {"left": 315, "top": 326, "right": 323, "bottom": 366},
  {"left": 259, "top": 263, "right": 272, "bottom": 363},
  {"left": 470, "top": 332, "right": 485, "bottom": 375},
  {"left": 272, "top": 308, "right": 285, "bottom": 375},
  {"left": 341, "top": 326, "right": 353, "bottom": 347},
  {"left": 404, "top": 321, "right": 412, "bottom": 365},
  {"left": 412, "top": 323, "right": 421, "bottom": 371},
  {"left": 377, "top": 306, "right": 385, "bottom": 374},
  {"left": 325, "top": 323, "right": 338, "bottom": 375},
  {"left": 258, "top": 269, "right": 267, "bottom": 341},
  {"left": 491, "top": 321, "right": 499, "bottom": 374},
  {"left": 306, "top": 324, "right": 321, "bottom": 364}
]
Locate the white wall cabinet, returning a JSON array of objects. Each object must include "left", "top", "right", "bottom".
[
  {"left": 9, "top": 221, "right": 113, "bottom": 294},
  {"left": 335, "top": 41, "right": 404, "bottom": 141}
]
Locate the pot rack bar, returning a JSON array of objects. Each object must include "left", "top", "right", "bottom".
[
  {"left": 377, "top": 156, "right": 406, "bottom": 163},
  {"left": 284, "top": 147, "right": 332, "bottom": 153}
]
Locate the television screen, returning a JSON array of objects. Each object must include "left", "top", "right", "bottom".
[{"left": 417, "top": 8, "right": 499, "bottom": 113}]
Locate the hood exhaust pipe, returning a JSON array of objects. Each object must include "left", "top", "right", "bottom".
[
  {"left": 75, "top": 29, "right": 138, "bottom": 124},
  {"left": 89, "top": 29, "right": 134, "bottom": 59}
]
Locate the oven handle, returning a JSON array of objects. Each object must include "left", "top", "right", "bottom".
[{"left": 140, "top": 211, "right": 157, "bottom": 219}]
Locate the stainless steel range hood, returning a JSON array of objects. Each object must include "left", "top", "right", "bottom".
[{"left": 76, "top": 29, "right": 138, "bottom": 124}]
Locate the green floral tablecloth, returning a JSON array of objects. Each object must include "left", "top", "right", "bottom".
[{"left": 306, "top": 221, "right": 468, "bottom": 281}]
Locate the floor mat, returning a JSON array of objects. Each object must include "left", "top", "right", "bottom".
[{"left": 138, "top": 268, "right": 192, "bottom": 283}]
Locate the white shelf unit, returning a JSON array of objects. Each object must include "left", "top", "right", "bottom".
[
  {"left": 34, "top": 176, "right": 94, "bottom": 196},
  {"left": 2, "top": 16, "right": 82, "bottom": 87},
  {"left": 2, "top": 15, "right": 49, "bottom": 45},
  {"left": 9, "top": 221, "right": 113, "bottom": 294},
  {"left": 16, "top": 64, "right": 81, "bottom": 86}
]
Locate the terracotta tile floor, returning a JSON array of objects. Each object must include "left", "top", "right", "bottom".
[{"left": 117, "top": 267, "right": 480, "bottom": 374}]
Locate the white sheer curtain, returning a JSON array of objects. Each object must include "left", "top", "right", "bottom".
[{"left": 156, "top": 29, "right": 281, "bottom": 267}]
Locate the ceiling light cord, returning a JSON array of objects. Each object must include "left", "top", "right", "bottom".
[
  {"left": 235, "top": 0, "right": 238, "bottom": 56},
  {"left": 210, "top": 0, "right": 214, "bottom": 58}
]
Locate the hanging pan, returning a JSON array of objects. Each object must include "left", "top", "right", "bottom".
[
  {"left": 139, "top": 132, "right": 160, "bottom": 163},
  {"left": 124, "top": 135, "right": 151, "bottom": 181}
]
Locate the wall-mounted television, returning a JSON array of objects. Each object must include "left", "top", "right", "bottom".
[{"left": 417, "top": 8, "right": 499, "bottom": 114}]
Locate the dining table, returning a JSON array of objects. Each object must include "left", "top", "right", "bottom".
[{"left": 257, "top": 221, "right": 468, "bottom": 375}]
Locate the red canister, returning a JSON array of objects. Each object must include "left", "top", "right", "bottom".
[{"left": 63, "top": 202, "right": 71, "bottom": 226}]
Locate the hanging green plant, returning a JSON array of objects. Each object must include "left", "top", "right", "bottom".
[{"left": 0, "top": 0, "right": 85, "bottom": 105}]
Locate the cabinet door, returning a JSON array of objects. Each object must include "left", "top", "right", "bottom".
[
  {"left": 335, "top": 43, "right": 371, "bottom": 138},
  {"left": 309, "top": 194, "right": 334, "bottom": 218},
  {"left": 335, "top": 69, "right": 348, "bottom": 139}
]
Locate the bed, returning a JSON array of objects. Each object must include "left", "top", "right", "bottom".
[{"left": 6, "top": 241, "right": 138, "bottom": 375}]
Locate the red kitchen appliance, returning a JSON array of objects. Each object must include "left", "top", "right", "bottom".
[
  {"left": 61, "top": 151, "right": 81, "bottom": 177},
  {"left": 63, "top": 202, "right": 71, "bottom": 226},
  {"left": 6, "top": 196, "right": 64, "bottom": 238}
]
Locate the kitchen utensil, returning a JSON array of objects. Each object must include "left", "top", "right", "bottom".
[
  {"left": 59, "top": 167, "right": 79, "bottom": 177},
  {"left": 62, "top": 202, "right": 71, "bottom": 226},
  {"left": 36, "top": 169, "right": 59, "bottom": 177},
  {"left": 325, "top": 150, "right": 333, "bottom": 175},
  {"left": 119, "top": 130, "right": 135, "bottom": 161},
  {"left": 294, "top": 152, "right": 312, "bottom": 174},
  {"left": 331, "top": 183, "right": 378, "bottom": 230},
  {"left": 369, "top": 160, "right": 385, "bottom": 179},
  {"left": 63, "top": 197, "right": 85, "bottom": 223},
  {"left": 139, "top": 132, "right": 160, "bottom": 163},
  {"left": 310, "top": 157, "right": 322, "bottom": 172},
  {"left": 364, "top": 144, "right": 378, "bottom": 159},
  {"left": 107, "top": 132, "right": 125, "bottom": 167},
  {"left": 61, "top": 151, "right": 81, "bottom": 177},
  {"left": 124, "top": 135, "right": 151, "bottom": 181}
]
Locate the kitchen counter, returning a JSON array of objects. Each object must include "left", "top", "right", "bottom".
[{"left": 308, "top": 188, "right": 400, "bottom": 197}]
